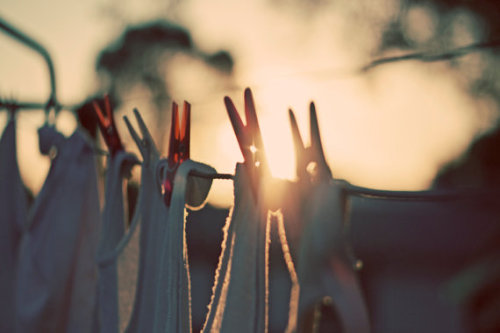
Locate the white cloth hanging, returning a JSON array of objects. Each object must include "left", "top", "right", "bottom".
[
  {"left": 94, "top": 150, "right": 138, "bottom": 333},
  {"left": 124, "top": 135, "right": 167, "bottom": 333},
  {"left": 123, "top": 108, "right": 217, "bottom": 333},
  {"left": 153, "top": 159, "right": 215, "bottom": 333},
  {"left": 202, "top": 163, "right": 269, "bottom": 333},
  {"left": 15, "top": 126, "right": 101, "bottom": 333},
  {"left": 296, "top": 181, "right": 370, "bottom": 333},
  {"left": 0, "top": 118, "right": 27, "bottom": 333}
]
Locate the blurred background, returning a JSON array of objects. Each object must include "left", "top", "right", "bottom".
[
  {"left": 2, "top": 0, "right": 500, "bottom": 332},
  {"left": 3, "top": 0, "right": 500, "bottom": 206}
]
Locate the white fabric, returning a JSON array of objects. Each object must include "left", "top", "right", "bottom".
[
  {"left": 202, "top": 163, "right": 269, "bottom": 333},
  {"left": 0, "top": 118, "right": 27, "bottom": 333},
  {"left": 15, "top": 127, "right": 101, "bottom": 333},
  {"left": 94, "top": 151, "right": 138, "bottom": 333},
  {"left": 154, "top": 159, "right": 215, "bottom": 333},
  {"left": 122, "top": 112, "right": 217, "bottom": 333},
  {"left": 124, "top": 135, "right": 167, "bottom": 333},
  {"left": 296, "top": 182, "right": 370, "bottom": 333},
  {"left": 116, "top": 220, "right": 140, "bottom": 332}
]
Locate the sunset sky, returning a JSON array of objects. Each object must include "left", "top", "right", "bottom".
[{"left": 1, "top": 0, "right": 497, "bottom": 206}]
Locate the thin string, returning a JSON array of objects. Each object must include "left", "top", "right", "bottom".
[
  {"left": 94, "top": 155, "right": 500, "bottom": 200},
  {"left": 263, "top": 209, "right": 271, "bottom": 333},
  {"left": 156, "top": 158, "right": 235, "bottom": 181},
  {"left": 361, "top": 39, "right": 500, "bottom": 72},
  {"left": 189, "top": 170, "right": 234, "bottom": 180},
  {"left": 340, "top": 181, "right": 500, "bottom": 202},
  {"left": 272, "top": 209, "right": 300, "bottom": 333}
]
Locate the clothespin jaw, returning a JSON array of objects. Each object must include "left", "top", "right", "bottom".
[
  {"left": 162, "top": 101, "right": 191, "bottom": 206},
  {"left": 289, "top": 102, "right": 332, "bottom": 183},
  {"left": 123, "top": 108, "right": 159, "bottom": 165},
  {"left": 93, "top": 95, "right": 124, "bottom": 157},
  {"left": 225, "top": 87, "right": 269, "bottom": 199}
]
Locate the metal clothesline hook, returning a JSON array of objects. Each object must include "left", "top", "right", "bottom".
[{"left": 0, "top": 17, "right": 58, "bottom": 124}]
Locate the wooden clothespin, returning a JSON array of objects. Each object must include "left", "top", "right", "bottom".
[
  {"left": 92, "top": 95, "right": 124, "bottom": 157},
  {"left": 224, "top": 87, "right": 269, "bottom": 200},
  {"left": 123, "top": 108, "right": 160, "bottom": 167},
  {"left": 289, "top": 102, "right": 332, "bottom": 183},
  {"left": 162, "top": 101, "right": 191, "bottom": 206}
]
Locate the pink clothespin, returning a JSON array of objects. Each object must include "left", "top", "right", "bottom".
[
  {"left": 162, "top": 101, "right": 191, "bottom": 206},
  {"left": 289, "top": 102, "right": 332, "bottom": 183},
  {"left": 92, "top": 95, "right": 124, "bottom": 157},
  {"left": 224, "top": 88, "right": 269, "bottom": 199}
]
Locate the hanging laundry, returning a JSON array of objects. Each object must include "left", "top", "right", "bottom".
[
  {"left": 15, "top": 126, "right": 101, "bottom": 333},
  {"left": 202, "top": 163, "right": 269, "bottom": 333},
  {"left": 94, "top": 150, "right": 138, "bottom": 333},
  {"left": 294, "top": 182, "right": 370, "bottom": 333},
  {"left": 202, "top": 88, "right": 302, "bottom": 333},
  {"left": 286, "top": 104, "right": 370, "bottom": 333},
  {"left": 152, "top": 99, "right": 216, "bottom": 333},
  {"left": 115, "top": 188, "right": 141, "bottom": 333},
  {"left": 122, "top": 110, "right": 168, "bottom": 333},
  {"left": 154, "top": 159, "right": 215, "bottom": 333},
  {"left": 88, "top": 94, "right": 141, "bottom": 332},
  {"left": 0, "top": 116, "right": 28, "bottom": 333},
  {"left": 122, "top": 106, "right": 216, "bottom": 333}
]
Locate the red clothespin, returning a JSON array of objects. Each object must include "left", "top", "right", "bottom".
[
  {"left": 92, "top": 95, "right": 124, "bottom": 157},
  {"left": 224, "top": 88, "right": 269, "bottom": 199},
  {"left": 162, "top": 101, "right": 191, "bottom": 206},
  {"left": 289, "top": 102, "right": 332, "bottom": 183}
]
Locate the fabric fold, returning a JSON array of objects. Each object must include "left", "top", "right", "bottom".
[
  {"left": 154, "top": 159, "right": 215, "bottom": 333},
  {"left": 124, "top": 137, "right": 166, "bottom": 333},
  {"left": 15, "top": 127, "right": 101, "bottom": 333},
  {"left": 0, "top": 117, "right": 28, "bottom": 333},
  {"left": 94, "top": 150, "right": 138, "bottom": 333},
  {"left": 296, "top": 182, "right": 370, "bottom": 333},
  {"left": 202, "top": 163, "right": 269, "bottom": 333}
]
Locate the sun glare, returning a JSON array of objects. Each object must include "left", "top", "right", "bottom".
[{"left": 260, "top": 114, "right": 296, "bottom": 180}]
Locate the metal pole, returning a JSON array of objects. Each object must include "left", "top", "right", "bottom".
[{"left": 0, "top": 17, "right": 57, "bottom": 112}]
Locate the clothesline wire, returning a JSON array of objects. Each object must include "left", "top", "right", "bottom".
[
  {"left": 7, "top": 116, "right": 498, "bottom": 200},
  {"left": 3, "top": 18, "right": 500, "bottom": 202},
  {"left": 5, "top": 107, "right": 500, "bottom": 201},
  {"left": 189, "top": 170, "right": 234, "bottom": 180},
  {"left": 341, "top": 182, "right": 500, "bottom": 202}
]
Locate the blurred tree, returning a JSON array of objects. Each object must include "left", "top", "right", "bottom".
[
  {"left": 96, "top": 20, "right": 193, "bottom": 113},
  {"left": 433, "top": 125, "right": 500, "bottom": 188},
  {"left": 362, "top": 0, "right": 500, "bottom": 189},
  {"left": 95, "top": 19, "right": 233, "bottom": 149}
]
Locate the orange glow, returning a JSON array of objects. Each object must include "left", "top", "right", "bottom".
[{"left": 2, "top": 0, "right": 499, "bottom": 208}]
